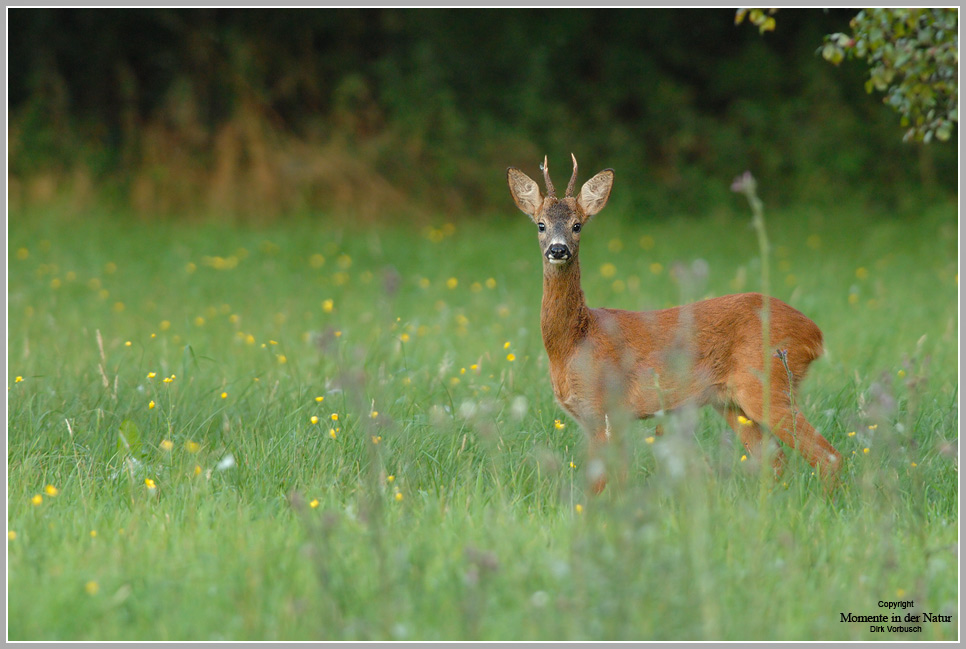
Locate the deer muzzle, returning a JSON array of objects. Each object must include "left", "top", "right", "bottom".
[{"left": 546, "top": 243, "right": 571, "bottom": 264}]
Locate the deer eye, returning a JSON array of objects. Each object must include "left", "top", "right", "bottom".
[
  {"left": 537, "top": 223, "right": 546, "bottom": 232},
  {"left": 572, "top": 222, "right": 582, "bottom": 233}
]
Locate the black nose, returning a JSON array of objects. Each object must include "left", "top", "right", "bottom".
[{"left": 547, "top": 243, "right": 570, "bottom": 259}]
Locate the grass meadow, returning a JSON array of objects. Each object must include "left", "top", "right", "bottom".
[{"left": 6, "top": 199, "right": 959, "bottom": 641}]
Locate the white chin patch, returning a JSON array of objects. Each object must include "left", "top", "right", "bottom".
[{"left": 547, "top": 257, "right": 568, "bottom": 265}]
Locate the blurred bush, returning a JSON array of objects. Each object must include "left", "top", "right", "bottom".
[{"left": 7, "top": 8, "right": 957, "bottom": 221}]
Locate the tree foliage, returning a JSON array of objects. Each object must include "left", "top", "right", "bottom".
[
  {"left": 822, "top": 9, "right": 958, "bottom": 144},
  {"left": 739, "top": 8, "right": 958, "bottom": 144}
]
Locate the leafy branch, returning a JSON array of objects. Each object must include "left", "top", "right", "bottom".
[{"left": 738, "top": 8, "right": 958, "bottom": 143}]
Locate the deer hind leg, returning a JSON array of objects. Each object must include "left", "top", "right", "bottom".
[
  {"left": 716, "top": 405, "right": 786, "bottom": 476},
  {"left": 769, "top": 403, "right": 842, "bottom": 480},
  {"left": 733, "top": 372, "right": 842, "bottom": 480}
]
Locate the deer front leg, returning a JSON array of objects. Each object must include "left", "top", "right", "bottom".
[{"left": 582, "top": 414, "right": 612, "bottom": 494}]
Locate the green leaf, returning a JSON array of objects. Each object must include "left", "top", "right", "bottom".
[
  {"left": 182, "top": 344, "right": 196, "bottom": 382},
  {"left": 118, "top": 419, "right": 143, "bottom": 458},
  {"left": 822, "top": 44, "right": 841, "bottom": 64}
]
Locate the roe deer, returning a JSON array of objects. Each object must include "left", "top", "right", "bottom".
[{"left": 506, "top": 155, "right": 842, "bottom": 491}]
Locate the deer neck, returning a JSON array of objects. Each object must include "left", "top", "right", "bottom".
[{"left": 540, "top": 255, "right": 590, "bottom": 363}]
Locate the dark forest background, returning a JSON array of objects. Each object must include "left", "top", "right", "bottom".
[{"left": 7, "top": 8, "right": 958, "bottom": 221}]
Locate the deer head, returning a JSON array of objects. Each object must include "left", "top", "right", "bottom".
[{"left": 507, "top": 154, "right": 614, "bottom": 266}]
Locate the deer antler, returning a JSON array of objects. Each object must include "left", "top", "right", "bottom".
[
  {"left": 541, "top": 155, "right": 556, "bottom": 198},
  {"left": 565, "top": 153, "right": 578, "bottom": 198}
]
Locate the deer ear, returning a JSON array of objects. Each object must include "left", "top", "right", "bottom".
[
  {"left": 577, "top": 169, "right": 614, "bottom": 219},
  {"left": 507, "top": 168, "right": 543, "bottom": 220}
]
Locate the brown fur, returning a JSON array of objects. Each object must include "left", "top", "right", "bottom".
[{"left": 508, "top": 157, "right": 842, "bottom": 491}]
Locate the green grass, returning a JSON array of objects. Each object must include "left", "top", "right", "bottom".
[{"left": 7, "top": 201, "right": 958, "bottom": 640}]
